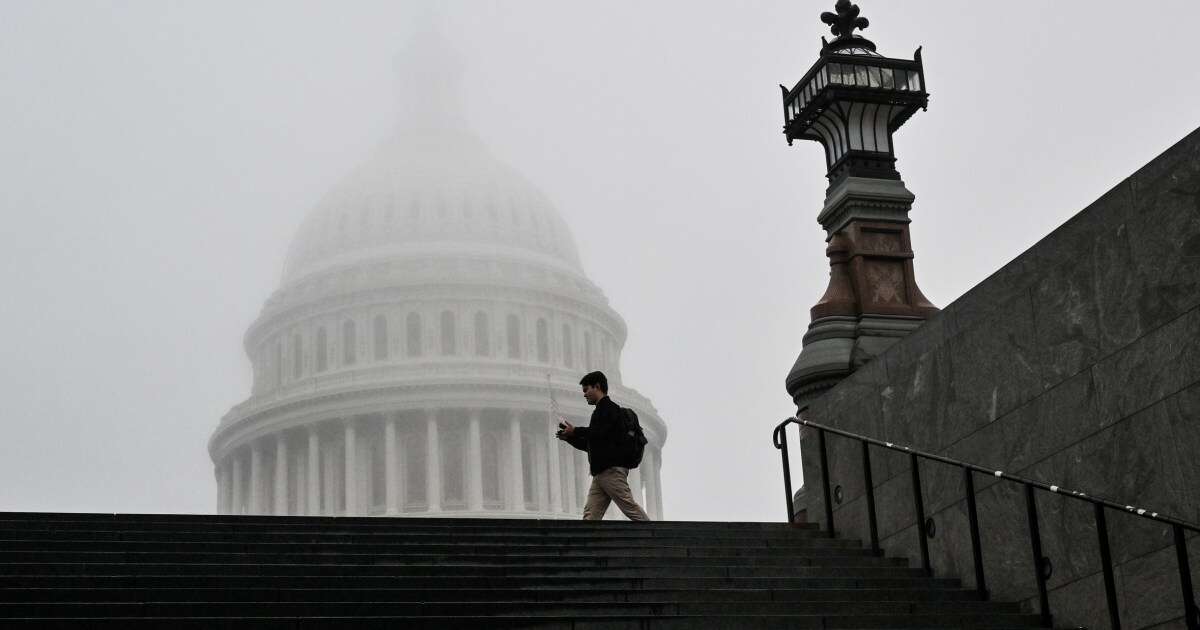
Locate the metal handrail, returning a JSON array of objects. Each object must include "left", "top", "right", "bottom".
[{"left": 773, "top": 416, "right": 1200, "bottom": 630}]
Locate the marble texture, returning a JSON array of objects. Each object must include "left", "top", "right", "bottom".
[{"left": 800, "top": 126, "right": 1200, "bottom": 630}]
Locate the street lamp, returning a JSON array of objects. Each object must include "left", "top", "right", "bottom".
[{"left": 782, "top": 1, "right": 938, "bottom": 409}]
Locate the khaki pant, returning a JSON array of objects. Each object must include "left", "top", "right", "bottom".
[{"left": 583, "top": 467, "right": 650, "bottom": 521}]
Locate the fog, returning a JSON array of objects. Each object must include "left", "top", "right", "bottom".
[{"left": 1, "top": 1, "right": 1198, "bottom": 521}]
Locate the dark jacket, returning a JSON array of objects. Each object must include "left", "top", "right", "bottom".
[{"left": 565, "top": 396, "right": 626, "bottom": 475}]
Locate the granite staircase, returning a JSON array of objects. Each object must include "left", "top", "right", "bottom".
[{"left": 0, "top": 512, "right": 1045, "bottom": 629}]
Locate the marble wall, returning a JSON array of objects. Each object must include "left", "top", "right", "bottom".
[{"left": 800, "top": 126, "right": 1200, "bottom": 630}]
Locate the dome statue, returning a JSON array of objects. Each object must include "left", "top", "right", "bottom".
[{"left": 208, "top": 32, "right": 667, "bottom": 519}]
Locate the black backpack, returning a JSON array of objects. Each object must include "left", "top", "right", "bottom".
[{"left": 620, "top": 407, "right": 649, "bottom": 468}]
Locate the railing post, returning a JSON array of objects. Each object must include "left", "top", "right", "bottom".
[
  {"left": 1025, "top": 485, "right": 1051, "bottom": 627},
  {"left": 964, "top": 467, "right": 988, "bottom": 600},
  {"left": 910, "top": 453, "right": 931, "bottom": 574},
  {"left": 861, "top": 440, "right": 879, "bottom": 554},
  {"left": 1174, "top": 525, "right": 1199, "bottom": 630},
  {"left": 774, "top": 424, "right": 795, "bottom": 524},
  {"left": 817, "top": 428, "right": 835, "bottom": 537},
  {"left": 1094, "top": 504, "right": 1121, "bottom": 630}
]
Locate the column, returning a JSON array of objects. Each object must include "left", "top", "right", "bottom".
[
  {"left": 216, "top": 461, "right": 230, "bottom": 515},
  {"left": 467, "top": 409, "right": 484, "bottom": 512},
  {"left": 249, "top": 443, "right": 264, "bottom": 515},
  {"left": 385, "top": 414, "right": 399, "bottom": 515},
  {"left": 507, "top": 410, "right": 524, "bottom": 512},
  {"left": 296, "top": 448, "right": 307, "bottom": 516},
  {"left": 629, "top": 465, "right": 643, "bottom": 514},
  {"left": 307, "top": 428, "right": 320, "bottom": 516},
  {"left": 274, "top": 435, "right": 289, "bottom": 516},
  {"left": 534, "top": 433, "right": 549, "bottom": 512},
  {"left": 546, "top": 416, "right": 562, "bottom": 512},
  {"left": 231, "top": 454, "right": 244, "bottom": 516},
  {"left": 563, "top": 442, "right": 577, "bottom": 513},
  {"left": 641, "top": 447, "right": 658, "bottom": 520},
  {"left": 426, "top": 410, "right": 442, "bottom": 512},
  {"left": 651, "top": 447, "right": 664, "bottom": 519},
  {"left": 576, "top": 448, "right": 589, "bottom": 504},
  {"left": 344, "top": 421, "right": 357, "bottom": 515}
]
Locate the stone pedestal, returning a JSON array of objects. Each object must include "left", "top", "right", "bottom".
[{"left": 787, "top": 176, "right": 938, "bottom": 409}]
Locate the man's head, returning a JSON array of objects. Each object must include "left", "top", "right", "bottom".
[{"left": 579, "top": 371, "right": 608, "bottom": 405}]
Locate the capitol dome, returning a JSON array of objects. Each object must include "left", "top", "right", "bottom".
[{"left": 208, "top": 36, "right": 667, "bottom": 520}]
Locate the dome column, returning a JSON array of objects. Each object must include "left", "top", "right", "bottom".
[
  {"left": 562, "top": 441, "right": 577, "bottom": 513},
  {"left": 425, "top": 410, "right": 442, "bottom": 513},
  {"left": 343, "top": 420, "right": 358, "bottom": 515},
  {"left": 231, "top": 453, "right": 245, "bottom": 515},
  {"left": 274, "top": 435, "right": 289, "bottom": 516},
  {"left": 546, "top": 414, "right": 562, "bottom": 512},
  {"left": 216, "top": 461, "right": 231, "bottom": 515},
  {"left": 628, "top": 465, "right": 644, "bottom": 513},
  {"left": 507, "top": 410, "right": 525, "bottom": 512},
  {"left": 306, "top": 428, "right": 321, "bottom": 516},
  {"left": 467, "top": 409, "right": 484, "bottom": 512},
  {"left": 249, "top": 442, "right": 265, "bottom": 515},
  {"left": 384, "top": 413, "right": 400, "bottom": 515},
  {"left": 643, "top": 448, "right": 661, "bottom": 521}
]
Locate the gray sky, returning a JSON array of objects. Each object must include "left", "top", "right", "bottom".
[{"left": 1, "top": 1, "right": 1198, "bottom": 521}]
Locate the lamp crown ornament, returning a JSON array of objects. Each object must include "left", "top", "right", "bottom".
[{"left": 820, "top": 0, "right": 869, "bottom": 40}]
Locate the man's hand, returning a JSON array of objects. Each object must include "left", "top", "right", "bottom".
[{"left": 556, "top": 420, "right": 576, "bottom": 440}]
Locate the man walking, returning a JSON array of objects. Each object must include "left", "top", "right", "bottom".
[{"left": 557, "top": 371, "right": 650, "bottom": 521}]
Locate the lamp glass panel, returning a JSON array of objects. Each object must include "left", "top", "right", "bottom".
[
  {"left": 908, "top": 71, "right": 921, "bottom": 91},
  {"left": 868, "top": 66, "right": 882, "bottom": 87},
  {"left": 819, "top": 67, "right": 829, "bottom": 87},
  {"left": 880, "top": 67, "right": 895, "bottom": 89},
  {"left": 854, "top": 65, "right": 870, "bottom": 86},
  {"left": 826, "top": 63, "right": 841, "bottom": 84},
  {"left": 894, "top": 69, "right": 909, "bottom": 91}
]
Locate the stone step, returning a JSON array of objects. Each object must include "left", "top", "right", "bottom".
[
  {"left": 0, "top": 600, "right": 1027, "bottom": 618},
  {"left": 0, "top": 529, "right": 839, "bottom": 546},
  {"left": 0, "top": 514, "right": 813, "bottom": 531},
  {"left": 0, "top": 562, "right": 928, "bottom": 578},
  {"left": 0, "top": 551, "right": 907, "bottom": 568},
  {"left": 0, "top": 587, "right": 988, "bottom": 604},
  {"left": 0, "top": 614, "right": 1045, "bottom": 629},
  {"left": 0, "top": 574, "right": 966, "bottom": 590},
  {"left": 0, "top": 538, "right": 871, "bottom": 556}
]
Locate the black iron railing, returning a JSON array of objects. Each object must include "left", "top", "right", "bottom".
[{"left": 773, "top": 416, "right": 1200, "bottom": 630}]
